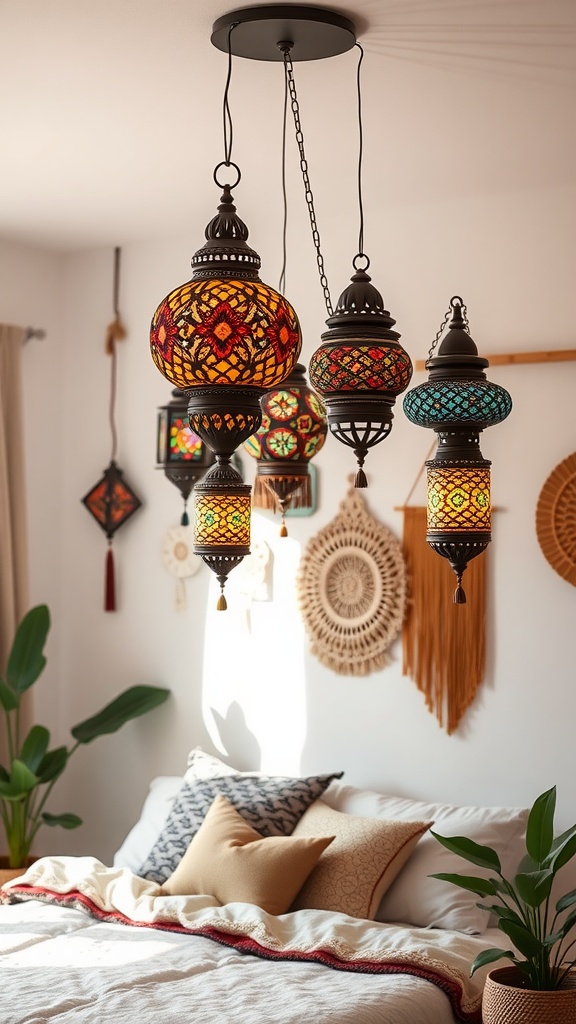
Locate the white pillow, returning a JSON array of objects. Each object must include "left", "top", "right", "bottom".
[
  {"left": 113, "top": 776, "right": 183, "bottom": 873},
  {"left": 322, "top": 782, "right": 528, "bottom": 934}
]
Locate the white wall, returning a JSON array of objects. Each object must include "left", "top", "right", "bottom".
[{"left": 2, "top": 168, "right": 575, "bottom": 866}]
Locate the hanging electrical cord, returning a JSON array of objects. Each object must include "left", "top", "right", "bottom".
[
  {"left": 222, "top": 23, "right": 238, "bottom": 173},
  {"left": 355, "top": 42, "right": 366, "bottom": 263},
  {"left": 278, "top": 49, "right": 290, "bottom": 296}
]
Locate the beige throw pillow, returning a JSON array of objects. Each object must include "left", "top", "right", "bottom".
[
  {"left": 291, "top": 800, "right": 432, "bottom": 920},
  {"left": 162, "top": 794, "right": 334, "bottom": 915}
]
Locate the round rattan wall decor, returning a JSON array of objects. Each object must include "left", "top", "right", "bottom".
[
  {"left": 536, "top": 452, "right": 576, "bottom": 586},
  {"left": 296, "top": 485, "right": 407, "bottom": 675}
]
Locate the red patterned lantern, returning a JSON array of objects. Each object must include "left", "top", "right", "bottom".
[
  {"left": 150, "top": 174, "right": 302, "bottom": 608},
  {"left": 309, "top": 259, "right": 412, "bottom": 487}
]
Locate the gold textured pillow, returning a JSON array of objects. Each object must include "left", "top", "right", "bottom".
[
  {"left": 161, "top": 794, "right": 335, "bottom": 915},
  {"left": 291, "top": 800, "right": 432, "bottom": 919}
]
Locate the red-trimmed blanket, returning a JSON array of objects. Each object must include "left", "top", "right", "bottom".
[{"left": 0, "top": 857, "right": 498, "bottom": 1024}]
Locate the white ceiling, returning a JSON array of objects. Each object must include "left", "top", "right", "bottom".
[{"left": 1, "top": 0, "right": 575, "bottom": 251}]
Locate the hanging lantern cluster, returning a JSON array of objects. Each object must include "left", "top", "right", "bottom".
[
  {"left": 156, "top": 388, "right": 216, "bottom": 525},
  {"left": 150, "top": 168, "right": 302, "bottom": 608},
  {"left": 403, "top": 296, "right": 512, "bottom": 603},
  {"left": 309, "top": 256, "right": 413, "bottom": 487},
  {"left": 244, "top": 363, "right": 327, "bottom": 535}
]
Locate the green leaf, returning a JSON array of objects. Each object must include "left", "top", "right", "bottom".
[
  {"left": 430, "top": 872, "right": 497, "bottom": 897},
  {"left": 556, "top": 888, "right": 576, "bottom": 914},
  {"left": 526, "top": 786, "right": 556, "bottom": 864},
  {"left": 0, "top": 679, "right": 19, "bottom": 711},
  {"left": 37, "top": 746, "right": 69, "bottom": 784},
  {"left": 71, "top": 685, "right": 170, "bottom": 744},
  {"left": 6, "top": 605, "right": 50, "bottom": 694},
  {"left": 547, "top": 828, "right": 576, "bottom": 874},
  {"left": 515, "top": 869, "right": 554, "bottom": 907},
  {"left": 41, "top": 812, "right": 82, "bottom": 829},
  {"left": 489, "top": 905, "right": 526, "bottom": 928},
  {"left": 499, "top": 918, "right": 546, "bottom": 959},
  {"left": 555, "top": 906, "right": 576, "bottom": 940},
  {"left": 430, "top": 831, "right": 501, "bottom": 872},
  {"left": 470, "top": 948, "right": 516, "bottom": 975},
  {"left": 0, "top": 759, "right": 38, "bottom": 800},
  {"left": 19, "top": 725, "right": 50, "bottom": 774}
]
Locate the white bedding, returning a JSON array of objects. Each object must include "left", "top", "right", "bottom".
[{"left": 0, "top": 856, "right": 506, "bottom": 1024}]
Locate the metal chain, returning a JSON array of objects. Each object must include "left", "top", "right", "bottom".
[
  {"left": 427, "top": 295, "right": 470, "bottom": 360},
  {"left": 282, "top": 50, "right": 333, "bottom": 317}
]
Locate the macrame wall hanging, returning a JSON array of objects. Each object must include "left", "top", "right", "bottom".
[
  {"left": 400, "top": 503, "right": 487, "bottom": 735},
  {"left": 82, "top": 248, "right": 142, "bottom": 611},
  {"left": 161, "top": 524, "right": 201, "bottom": 612},
  {"left": 536, "top": 452, "right": 576, "bottom": 585},
  {"left": 296, "top": 482, "right": 407, "bottom": 675}
]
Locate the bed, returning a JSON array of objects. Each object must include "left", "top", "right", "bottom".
[{"left": 0, "top": 749, "right": 529, "bottom": 1024}]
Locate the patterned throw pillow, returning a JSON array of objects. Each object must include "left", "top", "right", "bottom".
[
  {"left": 139, "top": 754, "right": 343, "bottom": 883},
  {"left": 291, "top": 800, "right": 432, "bottom": 919}
]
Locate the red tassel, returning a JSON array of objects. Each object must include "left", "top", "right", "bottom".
[{"left": 105, "top": 545, "right": 116, "bottom": 612}]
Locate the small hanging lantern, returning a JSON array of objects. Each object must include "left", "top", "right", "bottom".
[
  {"left": 150, "top": 168, "right": 302, "bottom": 607},
  {"left": 244, "top": 363, "right": 327, "bottom": 536},
  {"left": 309, "top": 257, "right": 413, "bottom": 487},
  {"left": 156, "top": 388, "right": 216, "bottom": 526},
  {"left": 82, "top": 460, "right": 142, "bottom": 611},
  {"left": 82, "top": 247, "right": 142, "bottom": 611},
  {"left": 403, "top": 296, "right": 512, "bottom": 603}
]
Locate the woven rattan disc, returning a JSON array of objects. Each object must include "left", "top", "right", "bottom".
[
  {"left": 536, "top": 452, "right": 576, "bottom": 586},
  {"left": 296, "top": 485, "right": 407, "bottom": 676}
]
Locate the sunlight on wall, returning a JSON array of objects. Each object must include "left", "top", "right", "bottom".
[{"left": 201, "top": 512, "right": 308, "bottom": 775}]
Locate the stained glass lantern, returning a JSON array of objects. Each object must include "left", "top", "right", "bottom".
[
  {"left": 244, "top": 364, "right": 327, "bottom": 536},
  {"left": 403, "top": 296, "right": 512, "bottom": 604},
  {"left": 156, "top": 388, "right": 216, "bottom": 525},
  {"left": 150, "top": 172, "right": 302, "bottom": 605},
  {"left": 308, "top": 258, "right": 413, "bottom": 488},
  {"left": 82, "top": 460, "right": 142, "bottom": 611},
  {"left": 193, "top": 458, "right": 252, "bottom": 610}
]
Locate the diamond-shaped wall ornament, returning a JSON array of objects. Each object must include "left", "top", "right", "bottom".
[{"left": 82, "top": 460, "right": 142, "bottom": 611}]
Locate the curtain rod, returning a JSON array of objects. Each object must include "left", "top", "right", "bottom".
[{"left": 24, "top": 328, "right": 46, "bottom": 341}]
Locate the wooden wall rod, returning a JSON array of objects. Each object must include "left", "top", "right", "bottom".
[{"left": 414, "top": 349, "right": 576, "bottom": 371}]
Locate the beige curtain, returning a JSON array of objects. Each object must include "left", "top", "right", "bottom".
[{"left": 0, "top": 323, "right": 29, "bottom": 684}]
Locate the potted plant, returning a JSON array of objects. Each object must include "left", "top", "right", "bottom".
[
  {"left": 0, "top": 604, "right": 170, "bottom": 874},
  {"left": 431, "top": 786, "right": 576, "bottom": 1023}
]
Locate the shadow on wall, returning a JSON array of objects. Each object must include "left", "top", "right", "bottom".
[{"left": 211, "top": 701, "right": 262, "bottom": 771}]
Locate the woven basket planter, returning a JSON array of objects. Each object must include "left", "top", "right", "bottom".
[
  {"left": 482, "top": 966, "right": 576, "bottom": 1024},
  {"left": 0, "top": 855, "right": 36, "bottom": 887}
]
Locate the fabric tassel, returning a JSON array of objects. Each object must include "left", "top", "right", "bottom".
[
  {"left": 280, "top": 518, "right": 288, "bottom": 538},
  {"left": 175, "top": 577, "right": 187, "bottom": 612},
  {"left": 105, "top": 544, "right": 116, "bottom": 612},
  {"left": 217, "top": 592, "right": 227, "bottom": 611},
  {"left": 181, "top": 506, "right": 189, "bottom": 526},
  {"left": 401, "top": 507, "right": 486, "bottom": 734},
  {"left": 252, "top": 475, "right": 279, "bottom": 510},
  {"left": 355, "top": 466, "right": 368, "bottom": 488}
]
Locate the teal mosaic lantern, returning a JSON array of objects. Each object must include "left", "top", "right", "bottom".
[{"left": 403, "top": 297, "right": 512, "bottom": 603}]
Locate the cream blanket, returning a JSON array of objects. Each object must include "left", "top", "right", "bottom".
[{"left": 0, "top": 856, "right": 500, "bottom": 1023}]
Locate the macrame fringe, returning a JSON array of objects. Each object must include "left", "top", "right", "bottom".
[
  {"left": 105, "top": 544, "right": 116, "bottom": 612},
  {"left": 252, "top": 473, "right": 311, "bottom": 511},
  {"left": 401, "top": 507, "right": 486, "bottom": 734}
]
